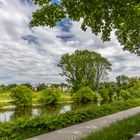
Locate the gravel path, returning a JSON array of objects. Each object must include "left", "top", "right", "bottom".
[
  {"left": 27, "top": 106, "right": 140, "bottom": 140},
  {"left": 131, "top": 132, "right": 140, "bottom": 140}
]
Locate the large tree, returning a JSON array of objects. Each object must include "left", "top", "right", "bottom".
[
  {"left": 30, "top": 0, "right": 140, "bottom": 55},
  {"left": 58, "top": 50, "right": 111, "bottom": 92}
]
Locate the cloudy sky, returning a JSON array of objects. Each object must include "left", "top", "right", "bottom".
[{"left": 0, "top": 0, "right": 140, "bottom": 84}]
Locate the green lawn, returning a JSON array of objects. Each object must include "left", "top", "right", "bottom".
[{"left": 82, "top": 113, "right": 140, "bottom": 140}]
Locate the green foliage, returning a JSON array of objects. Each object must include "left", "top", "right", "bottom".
[
  {"left": 1, "top": 99, "right": 140, "bottom": 140},
  {"left": 119, "top": 89, "right": 133, "bottom": 100},
  {"left": 7, "top": 84, "right": 17, "bottom": 91},
  {"left": 99, "top": 88, "right": 110, "bottom": 102},
  {"left": 116, "top": 75, "right": 129, "bottom": 89},
  {"left": 0, "top": 88, "right": 5, "bottom": 94},
  {"left": 38, "top": 83, "right": 46, "bottom": 91},
  {"left": 30, "top": 0, "right": 140, "bottom": 55},
  {"left": 82, "top": 113, "right": 140, "bottom": 140},
  {"left": 40, "top": 88, "right": 61, "bottom": 105},
  {"left": 21, "top": 83, "right": 32, "bottom": 89},
  {"left": 99, "top": 88, "right": 115, "bottom": 102},
  {"left": 11, "top": 85, "right": 32, "bottom": 107},
  {"left": 58, "top": 50, "right": 111, "bottom": 92},
  {"left": 73, "top": 87, "right": 96, "bottom": 103}
]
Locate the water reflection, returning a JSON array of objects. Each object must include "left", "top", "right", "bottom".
[
  {"left": 60, "top": 105, "right": 71, "bottom": 114},
  {"left": 0, "top": 103, "right": 95, "bottom": 122},
  {"left": 0, "top": 110, "right": 15, "bottom": 122}
]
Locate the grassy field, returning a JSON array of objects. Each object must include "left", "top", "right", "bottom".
[
  {"left": 82, "top": 113, "right": 140, "bottom": 140},
  {"left": 0, "top": 92, "right": 12, "bottom": 101}
]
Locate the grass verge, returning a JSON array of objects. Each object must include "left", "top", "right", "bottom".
[
  {"left": 82, "top": 113, "right": 140, "bottom": 140},
  {"left": 1, "top": 99, "right": 140, "bottom": 140}
]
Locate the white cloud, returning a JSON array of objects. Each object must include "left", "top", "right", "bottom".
[{"left": 0, "top": 0, "right": 140, "bottom": 84}]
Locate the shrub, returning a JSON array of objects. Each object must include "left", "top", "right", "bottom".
[
  {"left": 11, "top": 85, "right": 32, "bottom": 107},
  {"left": 99, "top": 88, "right": 110, "bottom": 102},
  {"left": 111, "top": 92, "right": 118, "bottom": 102},
  {"left": 119, "top": 89, "right": 133, "bottom": 100},
  {"left": 73, "top": 87, "right": 96, "bottom": 103},
  {"left": 40, "top": 88, "right": 61, "bottom": 105},
  {"left": 128, "top": 88, "right": 140, "bottom": 98}
]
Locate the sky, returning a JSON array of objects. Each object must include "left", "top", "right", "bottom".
[{"left": 0, "top": 0, "right": 140, "bottom": 84}]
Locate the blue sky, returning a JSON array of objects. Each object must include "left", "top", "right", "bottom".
[{"left": 0, "top": 0, "right": 140, "bottom": 84}]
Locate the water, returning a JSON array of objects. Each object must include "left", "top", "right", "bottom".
[{"left": 0, "top": 103, "right": 95, "bottom": 122}]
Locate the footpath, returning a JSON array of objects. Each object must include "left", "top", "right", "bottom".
[{"left": 28, "top": 106, "right": 140, "bottom": 140}]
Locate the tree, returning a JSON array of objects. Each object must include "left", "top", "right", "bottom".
[
  {"left": 30, "top": 0, "right": 140, "bottom": 55},
  {"left": 11, "top": 85, "right": 33, "bottom": 107},
  {"left": 6, "top": 83, "right": 17, "bottom": 91},
  {"left": 94, "top": 56, "right": 111, "bottom": 90},
  {"left": 21, "top": 83, "right": 32, "bottom": 89},
  {"left": 38, "top": 83, "right": 46, "bottom": 91},
  {"left": 116, "top": 75, "right": 129, "bottom": 88},
  {"left": 58, "top": 50, "right": 111, "bottom": 92}
]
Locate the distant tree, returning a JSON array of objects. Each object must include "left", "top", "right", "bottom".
[
  {"left": 38, "top": 83, "right": 46, "bottom": 91},
  {"left": 11, "top": 85, "right": 32, "bottom": 107},
  {"left": 30, "top": 0, "right": 140, "bottom": 55},
  {"left": 94, "top": 56, "right": 111, "bottom": 90},
  {"left": 0, "top": 84, "right": 6, "bottom": 93},
  {"left": 21, "top": 83, "right": 32, "bottom": 89},
  {"left": 50, "top": 84, "right": 60, "bottom": 89},
  {"left": 116, "top": 75, "right": 129, "bottom": 88},
  {"left": 58, "top": 50, "right": 111, "bottom": 92},
  {"left": 6, "top": 83, "right": 17, "bottom": 90}
]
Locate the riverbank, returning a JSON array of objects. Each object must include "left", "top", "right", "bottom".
[
  {"left": 28, "top": 107, "right": 140, "bottom": 140},
  {"left": 1, "top": 99, "right": 140, "bottom": 139}
]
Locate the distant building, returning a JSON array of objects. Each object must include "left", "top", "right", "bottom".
[{"left": 32, "top": 84, "right": 39, "bottom": 92}]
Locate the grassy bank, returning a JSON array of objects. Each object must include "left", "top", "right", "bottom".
[
  {"left": 82, "top": 113, "right": 140, "bottom": 140},
  {"left": 1, "top": 99, "right": 140, "bottom": 139},
  {"left": 0, "top": 102, "right": 13, "bottom": 107}
]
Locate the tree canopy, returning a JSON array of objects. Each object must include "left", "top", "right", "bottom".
[
  {"left": 58, "top": 50, "right": 111, "bottom": 92},
  {"left": 30, "top": 0, "right": 140, "bottom": 55}
]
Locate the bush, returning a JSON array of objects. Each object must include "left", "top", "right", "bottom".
[
  {"left": 40, "top": 88, "right": 61, "bottom": 105},
  {"left": 133, "top": 88, "right": 140, "bottom": 98},
  {"left": 1, "top": 99, "right": 140, "bottom": 140},
  {"left": 128, "top": 88, "right": 140, "bottom": 98},
  {"left": 119, "top": 89, "right": 133, "bottom": 100},
  {"left": 99, "top": 88, "right": 110, "bottom": 102},
  {"left": 11, "top": 85, "right": 32, "bottom": 107},
  {"left": 73, "top": 87, "right": 96, "bottom": 103}
]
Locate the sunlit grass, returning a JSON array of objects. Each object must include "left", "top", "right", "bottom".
[
  {"left": 82, "top": 113, "right": 140, "bottom": 140},
  {"left": 0, "top": 92, "right": 12, "bottom": 101}
]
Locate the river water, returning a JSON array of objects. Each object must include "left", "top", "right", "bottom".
[{"left": 0, "top": 103, "right": 95, "bottom": 122}]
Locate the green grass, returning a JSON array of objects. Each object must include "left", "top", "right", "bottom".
[
  {"left": 82, "top": 113, "right": 140, "bottom": 140},
  {"left": 1, "top": 99, "right": 140, "bottom": 140},
  {"left": 0, "top": 102, "right": 13, "bottom": 107},
  {"left": 0, "top": 92, "right": 12, "bottom": 101}
]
